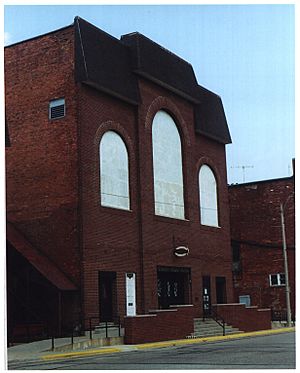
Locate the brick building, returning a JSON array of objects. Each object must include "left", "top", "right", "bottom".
[
  {"left": 229, "top": 164, "right": 295, "bottom": 319},
  {"left": 6, "top": 17, "right": 234, "bottom": 339}
]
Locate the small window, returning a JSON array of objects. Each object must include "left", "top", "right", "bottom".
[
  {"left": 199, "top": 165, "right": 219, "bottom": 227},
  {"left": 49, "top": 98, "right": 65, "bottom": 120},
  {"left": 269, "top": 273, "right": 286, "bottom": 287}
]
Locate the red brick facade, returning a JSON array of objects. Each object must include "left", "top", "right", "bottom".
[
  {"left": 6, "top": 19, "right": 234, "bottom": 338},
  {"left": 229, "top": 174, "right": 295, "bottom": 318}
]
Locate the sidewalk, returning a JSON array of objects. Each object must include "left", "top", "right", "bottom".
[{"left": 7, "top": 327, "right": 295, "bottom": 365}]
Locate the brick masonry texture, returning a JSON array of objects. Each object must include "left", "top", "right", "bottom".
[
  {"left": 215, "top": 304, "right": 271, "bottom": 332},
  {"left": 229, "top": 176, "right": 295, "bottom": 315},
  {"left": 6, "top": 24, "right": 234, "bottom": 330},
  {"left": 124, "top": 305, "right": 196, "bottom": 344},
  {"left": 78, "top": 77, "right": 234, "bottom": 320},
  {"left": 5, "top": 27, "right": 81, "bottom": 287}
]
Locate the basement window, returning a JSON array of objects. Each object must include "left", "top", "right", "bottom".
[
  {"left": 269, "top": 273, "right": 286, "bottom": 287},
  {"left": 49, "top": 98, "right": 65, "bottom": 120}
]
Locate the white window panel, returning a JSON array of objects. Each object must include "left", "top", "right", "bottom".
[
  {"left": 152, "top": 111, "right": 185, "bottom": 220},
  {"left": 100, "top": 131, "right": 130, "bottom": 210},
  {"left": 199, "top": 165, "right": 219, "bottom": 227}
]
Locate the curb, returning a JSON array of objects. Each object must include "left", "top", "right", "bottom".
[
  {"left": 135, "top": 327, "right": 295, "bottom": 350},
  {"left": 40, "top": 327, "right": 295, "bottom": 361},
  {"left": 42, "top": 347, "right": 122, "bottom": 361}
]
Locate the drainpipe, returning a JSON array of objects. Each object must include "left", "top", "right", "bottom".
[
  {"left": 135, "top": 107, "right": 145, "bottom": 314},
  {"left": 280, "top": 201, "right": 292, "bottom": 327}
]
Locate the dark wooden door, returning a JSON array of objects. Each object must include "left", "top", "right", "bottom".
[
  {"left": 158, "top": 271, "right": 185, "bottom": 309},
  {"left": 99, "top": 272, "right": 116, "bottom": 322},
  {"left": 216, "top": 276, "right": 227, "bottom": 304}
]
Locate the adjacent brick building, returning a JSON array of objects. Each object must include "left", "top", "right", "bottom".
[
  {"left": 6, "top": 17, "right": 234, "bottom": 340},
  {"left": 229, "top": 164, "right": 295, "bottom": 319}
]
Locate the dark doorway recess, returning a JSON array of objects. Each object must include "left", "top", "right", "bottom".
[
  {"left": 157, "top": 266, "right": 191, "bottom": 309},
  {"left": 216, "top": 276, "right": 227, "bottom": 304},
  {"left": 6, "top": 243, "right": 78, "bottom": 344},
  {"left": 202, "top": 276, "right": 211, "bottom": 316},
  {"left": 99, "top": 271, "right": 117, "bottom": 322}
]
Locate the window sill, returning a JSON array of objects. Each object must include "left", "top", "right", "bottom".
[
  {"left": 154, "top": 214, "right": 190, "bottom": 225},
  {"left": 270, "top": 285, "right": 286, "bottom": 287},
  {"left": 100, "top": 205, "right": 133, "bottom": 216},
  {"left": 200, "top": 224, "right": 222, "bottom": 231}
]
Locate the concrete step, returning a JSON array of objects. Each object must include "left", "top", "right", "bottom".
[{"left": 189, "top": 317, "right": 244, "bottom": 339}]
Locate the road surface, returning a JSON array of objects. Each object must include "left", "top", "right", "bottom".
[{"left": 8, "top": 331, "right": 295, "bottom": 370}]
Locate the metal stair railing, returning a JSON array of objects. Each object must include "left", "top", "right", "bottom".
[
  {"left": 51, "top": 316, "right": 122, "bottom": 351},
  {"left": 202, "top": 305, "right": 226, "bottom": 336}
]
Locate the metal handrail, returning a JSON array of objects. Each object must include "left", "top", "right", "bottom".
[
  {"left": 202, "top": 305, "right": 226, "bottom": 336},
  {"left": 51, "top": 316, "right": 122, "bottom": 350},
  {"left": 9, "top": 316, "right": 122, "bottom": 349}
]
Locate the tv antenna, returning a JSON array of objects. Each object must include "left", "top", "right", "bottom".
[{"left": 231, "top": 165, "right": 254, "bottom": 183}]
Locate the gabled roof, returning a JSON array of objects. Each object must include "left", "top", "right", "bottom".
[
  {"left": 74, "top": 17, "right": 231, "bottom": 144},
  {"left": 7, "top": 222, "right": 77, "bottom": 291}
]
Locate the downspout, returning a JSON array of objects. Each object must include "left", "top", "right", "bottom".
[
  {"left": 134, "top": 107, "right": 145, "bottom": 314},
  {"left": 74, "top": 18, "right": 86, "bottom": 330}
]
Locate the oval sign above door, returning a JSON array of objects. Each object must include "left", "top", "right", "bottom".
[{"left": 174, "top": 246, "right": 189, "bottom": 257}]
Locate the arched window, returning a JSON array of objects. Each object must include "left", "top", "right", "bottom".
[
  {"left": 99, "top": 131, "right": 130, "bottom": 210},
  {"left": 152, "top": 110, "right": 185, "bottom": 219},
  {"left": 199, "top": 165, "right": 219, "bottom": 227}
]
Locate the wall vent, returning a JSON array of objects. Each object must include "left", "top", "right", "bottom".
[{"left": 49, "top": 98, "right": 65, "bottom": 120}]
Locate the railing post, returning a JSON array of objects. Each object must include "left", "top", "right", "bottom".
[
  {"left": 71, "top": 328, "right": 74, "bottom": 345},
  {"left": 222, "top": 319, "right": 225, "bottom": 336},
  {"left": 26, "top": 324, "right": 30, "bottom": 343},
  {"left": 118, "top": 317, "right": 121, "bottom": 337},
  {"left": 105, "top": 321, "right": 108, "bottom": 338},
  {"left": 89, "top": 318, "right": 92, "bottom": 340},
  {"left": 51, "top": 335, "right": 55, "bottom": 351}
]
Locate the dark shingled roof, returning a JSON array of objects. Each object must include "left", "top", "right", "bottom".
[
  {"left": 194, "top": 86, "right": 232, "bottom": 144},
  {"left": 74, "top": 17, "right": 140, "bottom": 105},
  {"left": 121, "top": 32, "right": 200, "bottom": 104},
  {"left": 74, "top": 17, "right": 231, "bottom": 144}
]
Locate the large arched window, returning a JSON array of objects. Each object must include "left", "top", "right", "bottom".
[
  {"left": 152, "top": 110, "right": 185, "bottom": 219},
  {"left": 199, "top": 165, "right": 219, "bottom": 227},
  {"left": 99, "top": 131, "right": 130, "bottom": 210}
]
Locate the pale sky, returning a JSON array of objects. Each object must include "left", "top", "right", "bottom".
[{"left": 4, "top": 4, "right": 295, "bottom": 184}]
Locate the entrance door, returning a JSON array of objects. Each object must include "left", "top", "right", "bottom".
[
  {"left": 157, "top": 267, "right": 190, "bottom": 309},
  {"left": 126, "top": 273, "right": 136, "bottom": 316},
  {"left": 202, "top": 276, "right": 211, "bottom": 316},
  {"left": 216, "top": 276, "right": 227, "bottom": 304},
  {"left": 99, "top": 271, "right": 116, "bottom": 322}
]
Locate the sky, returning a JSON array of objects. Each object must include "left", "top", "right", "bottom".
[{"left": 4, "top": 3, "right": 296, "bottom": 184}]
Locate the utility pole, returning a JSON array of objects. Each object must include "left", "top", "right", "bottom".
[
  {"left": 280, "top": 193, "right": 294, "bottom": 327},
  {"left": 231, "top": 165, "right": 254, "bottom": 183}
]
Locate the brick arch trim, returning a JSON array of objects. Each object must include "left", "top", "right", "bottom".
[
  {"left": 94, "top": 120, "right": 134, "bottom": 154},
  {"left": 144, "top": 96, "right": 191, "bottom": 147},
  {"left": 196, "top": 157, "right": 222, "bottom": 187}
]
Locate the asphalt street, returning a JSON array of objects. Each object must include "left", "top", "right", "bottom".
[{"left": 8, "top": 331, "right": 295, "bottom": 370}]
